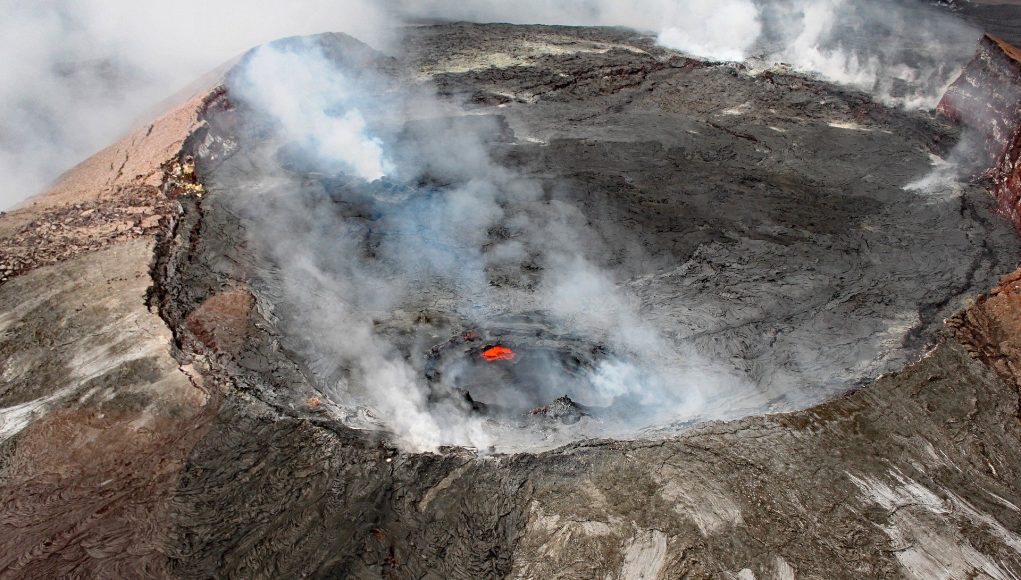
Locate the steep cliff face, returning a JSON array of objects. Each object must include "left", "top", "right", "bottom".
[{"left": 938, "top": 33, "right": 1021, "bottom": 231}]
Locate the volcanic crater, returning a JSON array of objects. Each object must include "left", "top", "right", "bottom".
[
  {"left": 168, "top": 26, "right": 1020, "bottom": 451},
  {"left": 5, "top": 18, "right": 1021, "bottom": 580}
]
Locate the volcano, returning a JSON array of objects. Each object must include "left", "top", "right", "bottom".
[
  {"left": 195, "top": 29, "right": 1018, "bottom": 451},
  {"left": 2, "top": 17, "right": 1021, "bottom": 580}
]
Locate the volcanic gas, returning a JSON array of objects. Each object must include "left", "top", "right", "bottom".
[{"left": 169, "top": 25, "right": 1021, "bottom": 454}]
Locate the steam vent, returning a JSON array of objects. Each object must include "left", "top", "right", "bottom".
[{"left": 5, "top": 15, "right": 1021, "bottom": 580}]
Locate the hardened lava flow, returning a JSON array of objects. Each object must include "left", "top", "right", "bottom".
[
  {"left": 423, "top": 315, "right": 611, "bottom": 423},
  {"left": 2, "top": 20, "right": 1021, "bottom": 580},
  {"left": 166, "top": 27, "right": 1019, "bottom": 453}
]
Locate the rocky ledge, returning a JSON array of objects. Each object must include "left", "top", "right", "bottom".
[{"left": 939, "top": 33, "right": 1021, "bottom": 233}]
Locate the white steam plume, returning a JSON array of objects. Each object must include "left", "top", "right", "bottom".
[
  {"left": 0, "top": 0, "right": 983, "bottom": 209},
  {"left": 396, "top": 0, "right": 979, "bottom": 109},
  {"left": 399, "top": 0, "right": 764, "bottom": 62},
  {"left": 657, "top": 0, "right": 762, "bottom": 62},
  {"left": 228, "top": 37, "right": 748, "bottom": 451},
  {"left": 759, "top": 0, "right": 979, "bottom": 109},
  {"left": 0, "top": 0, "right": 392, "bottom": 209},
  {"left": 235, "top": 44, "right": 391, "bottom": 180},
  {"left": 228, "top": 40, "right": 506, "bottom": 450}
]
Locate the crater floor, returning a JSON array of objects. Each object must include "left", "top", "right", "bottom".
[{"left": 195, "top": 25, "right": 1016, "bottom": 449}]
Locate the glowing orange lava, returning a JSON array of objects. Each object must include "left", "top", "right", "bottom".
[{"left": 481, "top": 345, "right": 516, "bottom": 361}]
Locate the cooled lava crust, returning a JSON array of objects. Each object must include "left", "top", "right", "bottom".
[
  {"left": 2, "top": 22, "right": 1021, "bottom": 579},
  {"left": 188, "top": 28, "right": 1017, "bottom": 445}
]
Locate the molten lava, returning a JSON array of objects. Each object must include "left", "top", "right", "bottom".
[{"left": 481, "top": 345, "right": 516, "bottom": 361}]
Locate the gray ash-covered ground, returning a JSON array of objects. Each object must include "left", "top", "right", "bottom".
[{"left": 180, "top": 24, "right": 1018, "bottom": 451}]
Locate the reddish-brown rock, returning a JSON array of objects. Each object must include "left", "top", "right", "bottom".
[
  {"left": 939, "top": 34, "right": 1021, "bottom": 232},
  {"left": 184, "top": 289, "right": 255, "bottom": 355},
  {"left": 947, "top": 267, "right": 1021, "bottom": 391}
]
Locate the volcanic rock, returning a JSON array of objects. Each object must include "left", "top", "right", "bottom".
[
  {"left": 529, "top": 395, "right": 586, "bottom": 424},
  {"left": 1, "top": 22, "right": 1021, "bottom": 580},
  {"left": 939, "top": 33, "right": 1021, "bottom": 231},
  {"left": 184, "top": 289, "right": 255, "bottom": 355}
]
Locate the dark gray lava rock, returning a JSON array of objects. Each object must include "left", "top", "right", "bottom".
[
  {"left": 529, "top": 395, "right": 586, "bottom": 424},
  {"left": 2, "top": 22, "right": 1021, "bottom": 580}
]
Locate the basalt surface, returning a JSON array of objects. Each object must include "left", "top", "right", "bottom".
[
  {"left": 0, "top": 22, "right": 1020, "bottom": 579},
  {"left": 195, "top": 26, "right": 1018, "bottom": 446}
]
